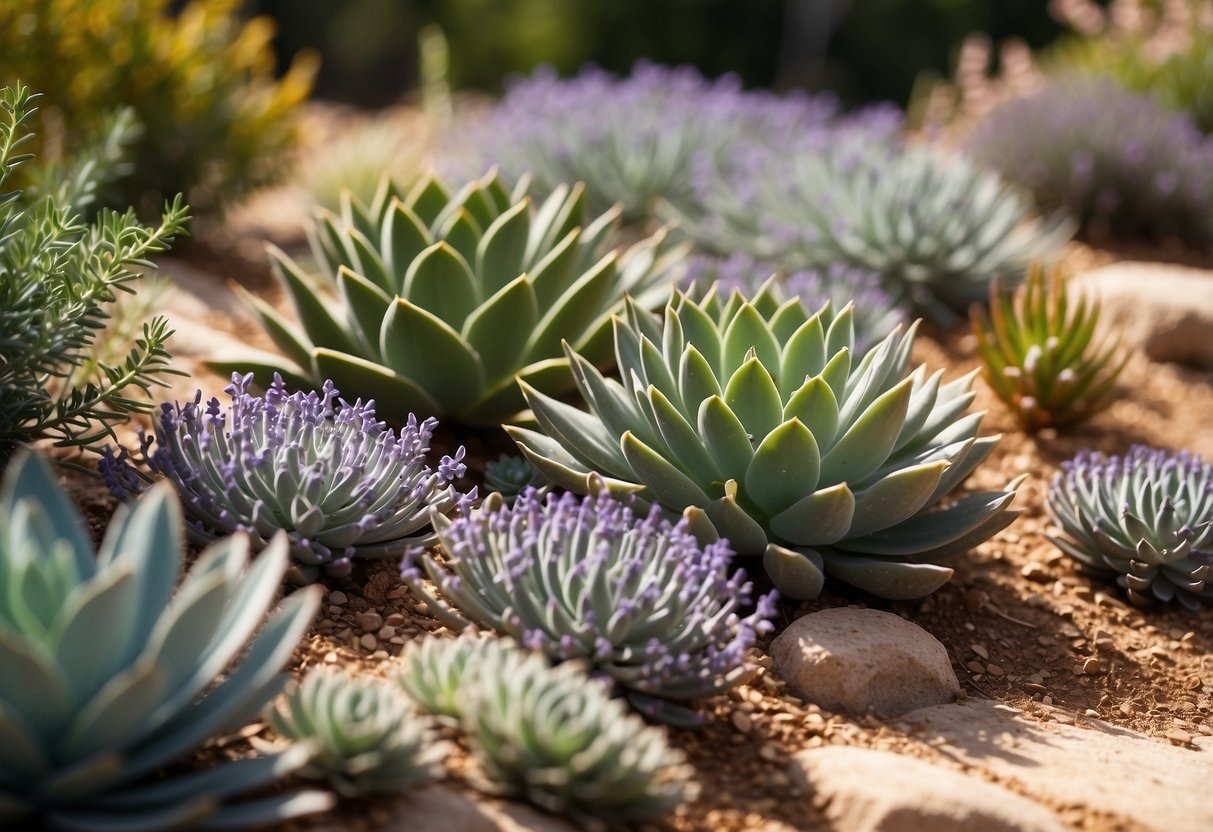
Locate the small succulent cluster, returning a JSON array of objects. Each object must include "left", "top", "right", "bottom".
[
  {"left": 399, "top": 635, "right": 697, "bottom": 825},
  {"left": 0, "top": 452, "right": 330, "bottom": 829},
  {"left": 510, "top": 286, "right": 1022, "bottom": 601},
  {"left": 683, "top": 254, "right": 906, "bottom": 354},
  {"left": 404, "top": 489, "right": 775, "bottom": 722},
  {"left": 966, "top": 75, "right": 1213, "bottom": 245},
  {"left": 1048, "top": 445, "right": 1213, "bottom": 610},
  {"left": 0, "top": 0, "right": 315, "bottom": 214},
  {"left": 101, "top": 373, "right": 471, "bottom": 583},
  {"left": 672, "top": 128, "right": 1074, "bottom": 322},
  {"left": 972, "top": 265, "right": 1126, "bottom": 431},
  {"left": 267, "top": 668, "right": 448, "bottom": 797},
  {"left": 214, "top": 169, "right": 684, "bottom": 426},
  {"left": 483, "top": 453, "right": 548, "bottom": 500},
  {"left": 445, "top": 62, "right": 845, "bottom": 221},
  {"left": 0, "top": 84, "right": 188, "bottom": 459}
]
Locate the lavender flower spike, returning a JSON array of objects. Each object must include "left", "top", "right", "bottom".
[
  {"left": 403, "top": 489, "right": 777, "bottom": 725},
  {"left": 102, "top": 373, "right": 474, "bottom": 583}
]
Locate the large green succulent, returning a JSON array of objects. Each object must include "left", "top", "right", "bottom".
[
  {"left": 509, "top": 285, "right": 1023, "bottom": 600},
  {"left": 0, "top": 452, "right": 330, "bottom": 830},
  {"left": 267, "top": 668, "right": 447, "bottom": 797},
  {"left": 215, "top": 170, "right": 684, "bottom": 426}
]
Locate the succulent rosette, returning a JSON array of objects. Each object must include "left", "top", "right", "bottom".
[
  {"left": 1048, "top": 445, "right": 1213, "bottom": 610},
  {"left": 102, "top": 373, "right": 472, "bottom": 583},
  {"left": 509, "top": 285, "right": 1022, "bottom": 601},
  {"left": 404, "top": 489, "right": 775, "bottom": 723}
]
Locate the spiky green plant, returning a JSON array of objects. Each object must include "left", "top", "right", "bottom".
[
  {"left": 509, "top": 284, "right": 1023, "bottom": 600},
  {"left": 1048, "top": 445, "right": 1213, "bottom": 610},
  {"left": 0, "top": 451, "right": 331, "bottom": 829},
  {"left": 482, "top": 453, "right": 547, "bottom": 500},
  {"left": 267, "top": 668, "right": 448, "bottom": 797},
  {"left": 466, "top": 650, "right": 697, "bottom": 825},
  {"left": 0, "top": 84, "right": 188, "bottom": 459},
  {"left": 972, "top": 265, "right": 1126, "bottom": 432},
  {"left": 213, "top": 170, "right": 685, "bottom": 426}
]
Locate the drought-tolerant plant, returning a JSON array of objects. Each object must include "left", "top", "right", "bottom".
[
  {"left": 0, "top": 84, "right": 188, "bottom": 460},
  {"left": 1048, "top": 0, "right": 1213, "bottom": 133},
  {"left": 670, "top": 126, "right": 1073, "bottom": 322},
  {"left": 966, "top": 75, "right": 1213, "bottom": 245},
  {"left": 0, "top": 451, "right": 330, "bottom": 829},
  {"left": 396, "top": 635, "right": 697, "bottom": 825},
  {"left": 446, "top": 62, "right": 847, "bottom": 221},
  {"left": 684, "top": 254, "right": 906, "bottom": 354},
  {"left": 509, "top": 287, "right": 1023, "bottom": 600},
  {"left": 0, "top": 0, "right": 315, "bottom": 214},
  {"left": 404, "top": 489, "right": 775, "bottom": 723},
  {"left": 213, "top": 170, "right": 685, "bottom": 426},
  {"left": 266, "top": 668, "right": 448, "bottom": 797},
  {"left": 100, "top": 373, "right": 472, "bottom": 583},
  {"left": 1048, "top": 445, "right": 1213, "bottom": 610},
  {"left": 972, "top": 265, "right": 1126, "bottom": 432},
  {"left": 482, "top": 453, "right": 547, "bottom": 500}
]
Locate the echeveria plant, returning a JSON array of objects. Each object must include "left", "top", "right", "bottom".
[
  {"left": 510, "top": 287, "right": 1022, "bottom": 601},
  {"left": 967, "top": 76, "right": 1213, "bottom": 245},
  {"left": 0, "top": 452, "right": 330, "bottom": 829},
  {"left": 212, "top": 169, "right": 685, "bottom": 425},
  {"left": 101, "top": 373, "right": 472, "bottom": 583},
  {"left": 482, "top": 453, "right": 548, "bottom": 501},
  {"left": 404, "top": 489, "right": 775, "bottom": 723},
  {"left": 1048, "top": 445, "right": 1213, "bottom": 610},
  {"left": 267, "top": 668, "right": 448, "bottom": 797}
]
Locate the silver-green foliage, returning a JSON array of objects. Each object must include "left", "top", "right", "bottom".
[
  {"left": 483, "top": 453, "right": 547, "bottom": 500},
  {"left": 0, "top": 84, "right": 188, "bottom": 456},
  {"left": 217, "top": 170, "right": 684, "bottom": 425},
  {"left": 395, "top": 634, "right": 518, "bottom": 723},
  {"left": 668, "top": 134, "right": 1073, "bottom": 322},
  {"left": 0, "top": 452, "right": 330, "bottom": 830},
  {"left": 267, "top": 668, "right": 447, "bottom": 797},
  {"left": 397, "top": 635, "right": 696, "bottom": 825},
  {"left": 1048, "top": 445, "right": 1213, "bottom": 610},
  {"left": 509, "top": 285, "right": 1023, "bottom": 601}
]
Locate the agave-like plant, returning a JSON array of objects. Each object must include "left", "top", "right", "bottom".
[
  {"left": 266, "top": 668, "right": 448, "bottom": 797},
  {"left": 404, "top": 489, "right": 775, "bottom": 723},
  {"left": 972, "top": 265, "right": 1126, "bottom": 432},
  {"left": 482, "top": 453, "right": 547, "bottom": 501},
  {"left": 0, "top": 452, "right": 331, "bottom": 830},
  {"left": 101, "top": 373, "right": 472, "bottom": 583},
  {"left": 509, "top": 285, "right": 1023, "bottom": 600},
  {"left": 668, "top": 131, "right": 1074, "bottom": 323},
  {"left": 212, "top": 169, "right": 685, "bottom": 426},
  {"left": 1048, "top": 445, "right": 1213, "bottom": 610}
]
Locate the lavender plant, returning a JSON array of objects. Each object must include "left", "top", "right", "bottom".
[
  {"left": 966, "top": 75, "right": 1213, "bottom": 245},
  {"left": 445, "top": 62, "right": 846, "bottom": 221},
  {"left": 101, "top": 373, "right": 472, "bottom": 583},
  {"left": 1048, "top": 445, "right": 1213, "bottom": 610},
  {"left": 683, "top": 254, "right": 906, "bottom": 353},
  {"left": 404, "top": 489, "right": 775, "bottom": 724},
  {"left": 267, "top": 669, "right": 448, "bottom": 797},
  {"left": 669, "top": 122, "right": 1073, "bottom": 323},
  {"left": 0, "top": 84, "right": 188, "bottom": 458},
  {"left": 972, "top": 265, "right": 1126, "bottom": 432}
]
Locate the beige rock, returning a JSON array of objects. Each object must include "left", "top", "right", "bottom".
[
  {"left": 770, "top": 608, "right": 959, "bottom": 717},
  {"left": 791, "top": 746, "right": 1066, "bottom": 832},
  {"left": 312, "top": 785, "right": 578, "bottom": 832},
  {"left": 897, "top": 699, "right": 1213, "bottom": 832},
  {"left": 1073, "top": 262, "right": 1213, "bottom": 369}
]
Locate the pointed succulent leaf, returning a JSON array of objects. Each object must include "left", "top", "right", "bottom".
[{"left": 744, "top": 419, "right": 821, "bottom": 515}]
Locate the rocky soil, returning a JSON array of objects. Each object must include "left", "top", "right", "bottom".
[{"left": 59, "top": 223, "right": 1213, "bottom": 832}]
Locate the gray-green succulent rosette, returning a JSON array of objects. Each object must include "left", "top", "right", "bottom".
[{"left": 509, "top": 285, "right": 1022, "bottom": 601}]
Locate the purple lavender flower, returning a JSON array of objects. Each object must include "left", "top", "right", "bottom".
[
  {"left": 402, "top": 489, "right": 777, "bottom": 724},
  {"left": 101, "top": 373, "right": 474, "bottom": 583},
  {"left": 444, "top": 61, "right": 847, "bottom": 221},
  {"left": 1047, "top": 445, "right": 1213, "bottom": 610},
  {"left": 966, "top": 75, "right": 1213, "bottom": 245},
  {"left": 682, "top": 253, "right": 906, "bottom": 354}
]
